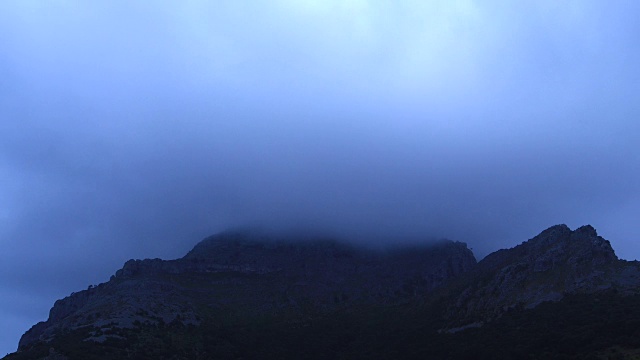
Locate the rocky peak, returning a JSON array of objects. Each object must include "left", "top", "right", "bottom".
[
  {"left": 444, "top": 225, "right": 625, "bottom": 328},
  {"left": 533, "top": 223, "right": 572, "bottom": 241},
  {"left": 521, "top": 223, "right": 571, "bottom": 251},
  {"left": 574, "top": 224, "right": 597, "bottom": 237},
  {"left": 495, "top": 224, "right": 617, "bottom": 270},
  {"left": 569, "top": 225, "right": 616, "bottom": 264}
]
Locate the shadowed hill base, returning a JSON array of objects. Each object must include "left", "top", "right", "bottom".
[{"left": 5, "top": 290, "right": 640, "bottom": 360}]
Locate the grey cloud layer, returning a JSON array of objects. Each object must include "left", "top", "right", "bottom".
[{"left": 1, "top": 1, "right": 639, "bottom": 355}]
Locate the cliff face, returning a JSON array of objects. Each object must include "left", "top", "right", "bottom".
[
  {"left": 18, "top": 231, "right": 476, "bottom": 350},
  {"left": 442, "top": 224, "right": 640, "bottom": 329}
]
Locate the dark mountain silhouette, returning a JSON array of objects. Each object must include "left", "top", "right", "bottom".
[
  {"left": 439, "top": 224, "right": 640, "bottom": 329},
  {"left": 5, "top": 225, "right": 640, "bottom": 359}
]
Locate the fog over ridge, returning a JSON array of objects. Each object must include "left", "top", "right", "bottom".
[{"left": 1, "top": 1, "right": 639, "bottom": 355}]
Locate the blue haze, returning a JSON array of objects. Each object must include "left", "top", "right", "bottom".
[{"left": 1, "top": 1, "right": 639, "bottom": 355}]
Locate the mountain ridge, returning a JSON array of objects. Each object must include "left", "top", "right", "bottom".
[
  {"left": 6, "top": 224, "right": 640, "bottom": 359},
  {"left": 15, "top": 230, "right": 476, "bottom": 353},
  {"left": 436, "top": 224, "right": 640, "bottom": 331}
]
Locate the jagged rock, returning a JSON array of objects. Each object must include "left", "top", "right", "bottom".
[
  {"left": 16, "top": 230, "right": 476, "bottom": 351},
  {"left": 9, "top": 225, "right": 640, "bottom": 359},
  {"left": 442, "top": 224, "right": 639, "bottom": 329}
]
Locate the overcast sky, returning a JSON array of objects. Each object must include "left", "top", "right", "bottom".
[{"left": 1, "top": 0, "right": 639, "bottom": 355}]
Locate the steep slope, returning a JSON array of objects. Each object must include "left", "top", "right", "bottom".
[
  {"left": 441, "top": 224, "right": 640, "bottom": 329},
  {"left": 13, "top": 230, "right": 476, "bottom": 356}
]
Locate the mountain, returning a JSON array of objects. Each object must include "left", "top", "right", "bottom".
[
  {"left": 439, "top": 224, "right": 640, "bottom": 330},
  {"left": 5, "top": 225, "right": 640, "bottom": 359}
]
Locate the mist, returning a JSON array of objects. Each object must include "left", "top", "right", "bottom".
[{"left": 1, "top": 1, "right": 639, "bottom": 355}]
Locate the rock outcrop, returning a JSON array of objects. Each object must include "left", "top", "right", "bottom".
[
  {"left": 442, "top": 224, "right": 640, "bottom": 328},
  {"left": 17, "top": 230, "right": 476, "bottom": 350}
]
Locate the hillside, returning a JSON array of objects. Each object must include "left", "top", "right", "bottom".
[{"left": 5, "top": 225, "right": 640, "bottom": 359}]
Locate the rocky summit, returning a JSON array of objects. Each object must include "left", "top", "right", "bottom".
[
  {"left": 5, "top": 225, "right": 640, "bottom": 360},
  {"left": 441, "top": 224, "right": 640, "bottom": 329}
]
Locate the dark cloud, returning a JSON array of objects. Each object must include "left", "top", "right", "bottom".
[{"left": 1, "top": 1, "right": 639, "bottom": 355}]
